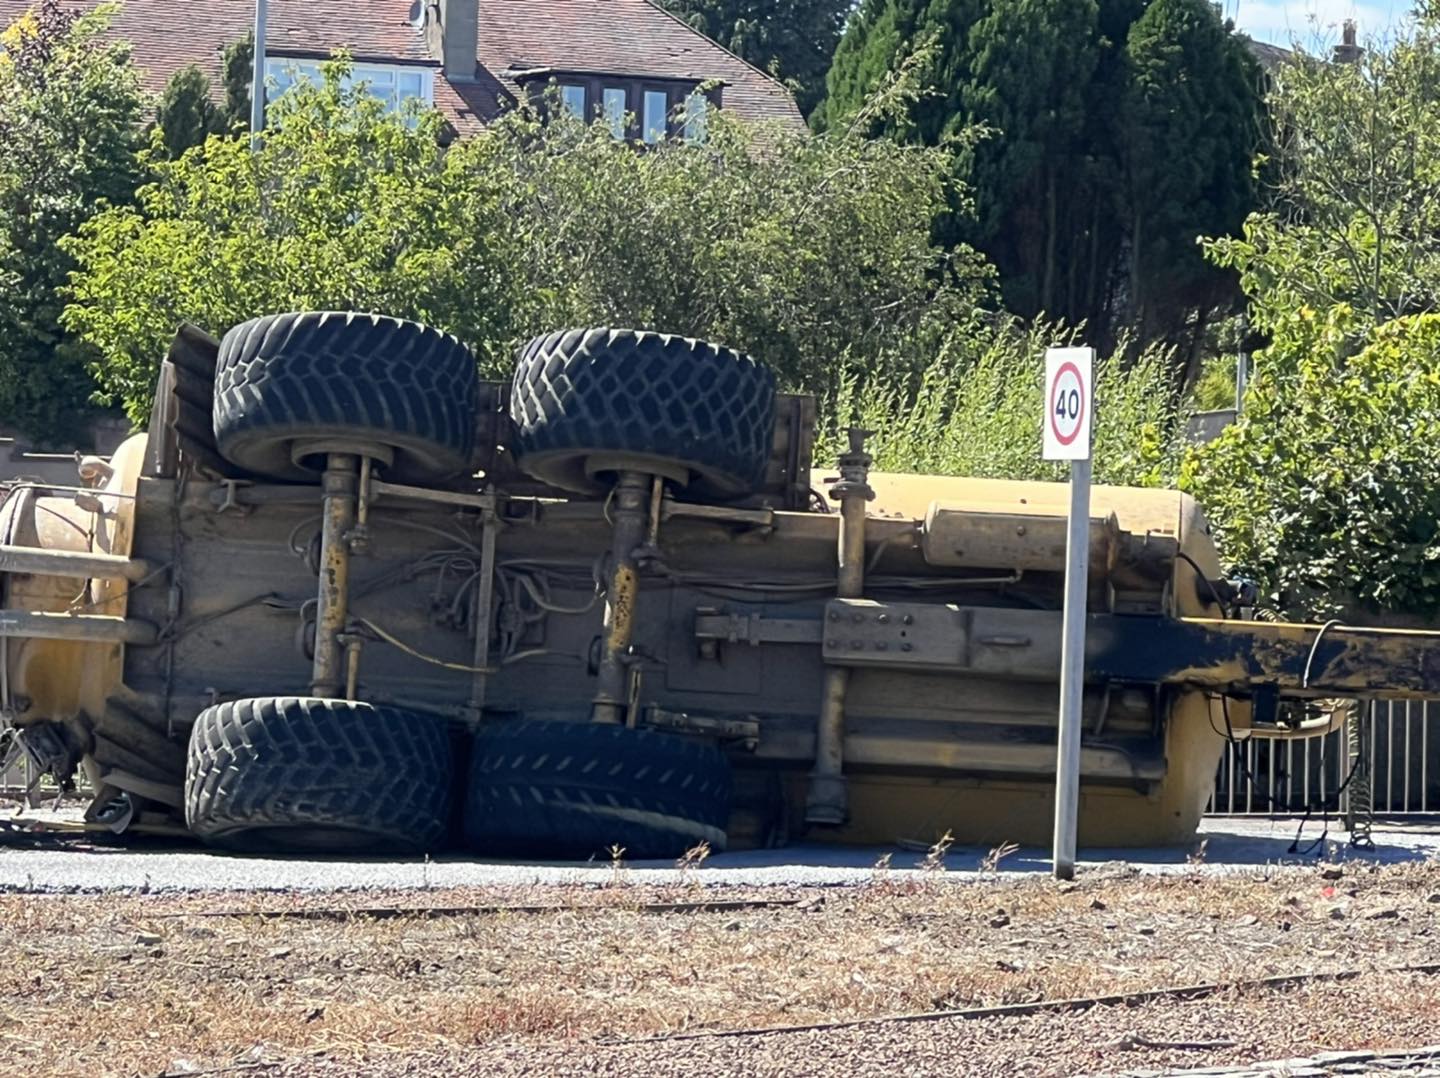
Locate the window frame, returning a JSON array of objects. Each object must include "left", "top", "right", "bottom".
[
  {"left": 559, "top": 83, "right": 587, "bottom": 120},
  {"left": 262, "top": 55, "right": 436, "bottom": 115},
  {"left": 520, "top": 72, "right": 723, "bottom": 143}
]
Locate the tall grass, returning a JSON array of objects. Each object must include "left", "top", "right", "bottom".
[{"left": 816, "top": 320, "right": 1190, "bottom": 489}]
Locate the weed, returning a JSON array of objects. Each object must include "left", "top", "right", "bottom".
[
  {"left": 980, "top": 841, "right": 1020, "bottom": 875},
  {"left": 675, "top": 841, "right": 712, "bottom": 889},
  {"left": 607, "top": 844, "right": 628, "bottom": 888},
  {"left": 919, "top": 830, "right": 954, "bottom": 875},
  {"left": 1186, "top": 839, "right": 1209, "bottom": 868}
]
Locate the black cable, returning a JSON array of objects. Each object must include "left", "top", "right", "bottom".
[
  {"left": 1176, "top": 550, "right": 1229, "bottom": 613},
  {"left": 1190, "top": 564, "right": 1360, "bottom": 852},
  {"left": 1211, "top": 692, "right": 1363, "bottom": 855}
]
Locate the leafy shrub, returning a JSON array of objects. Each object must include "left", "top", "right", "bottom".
[
  {"left": 66, "top": 59, "right": 991, "bottom": 425},
  {"left": 0, "top": 0, "right": 143, "bottom": 442},
  {"left": 1181, "top": 310, "right": 1440, "bottom": 620}
]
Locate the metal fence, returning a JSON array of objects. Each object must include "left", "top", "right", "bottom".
[{"left": 1209, "top": 699, "right": 1440, "bottom": 817}]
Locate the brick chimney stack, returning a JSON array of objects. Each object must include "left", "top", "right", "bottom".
[
  {"left": 1334, "top": 19, "right": 1363, "bottom": 64},
  {"left": 430, "top": 0, "right": 478, "bottom": 82}
]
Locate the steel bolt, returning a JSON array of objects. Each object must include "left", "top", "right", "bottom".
[
  {"left": 902, "top": 614, "right": 914, "bottom": 625},
  {"left": 877, "top": 613, "right": 890, "bottom": 624},
  {"left": 900, "top": 643, "right": 913, "bottom": 652},
  {"left": 825, "top": 639, "right": 838, "bottom": 649},
  {"left": 827, "top": 611, "right": 840, "bottom": 622},
  {"left": 852, "top": 613, "right": 864, "bottom": 624},
  {"left": 851, "top": 640, "right": 864, "bottom": 650},
  {"left": 875, "top": 641, "right": 888, "bottom": 651}
]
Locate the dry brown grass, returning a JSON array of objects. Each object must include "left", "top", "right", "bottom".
[{"left": 3, "top": 863, "right": 1439, "bottom": 1077}]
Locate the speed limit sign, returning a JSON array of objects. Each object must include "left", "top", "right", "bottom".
[{"left": 1043, "top": 347, "right": 1093, "bottom": 460}]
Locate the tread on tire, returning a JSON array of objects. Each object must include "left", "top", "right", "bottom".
[
  {"left": 185, "top": 696, "right": 454, "bottom": 854},
  {"left": 509, "top": 327, "right": 776, "bottom": 499},
  {"left": 464, "top": 719, "right": 732, "bottom": 860},
  {"left": 213, "top": 311, "right": 479, "bottom": 483}
]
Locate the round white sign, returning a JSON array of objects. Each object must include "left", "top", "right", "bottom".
[{"left": 1049, "top": 361, "right": 1086, "bottom": 447}]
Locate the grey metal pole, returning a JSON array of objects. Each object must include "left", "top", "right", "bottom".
[
  {"left": 1235, "top": 313, "right": 1249, "bottom": 414},
  {"left": 249, "top": 0, "right": 268, "bottom": 151},
  {"left": 1052, "top": 455, "right": 1092, "bottom": 880}
]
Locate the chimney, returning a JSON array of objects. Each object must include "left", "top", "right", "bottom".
[
  {"left": 1333, "top": 19, "right": 1363, "bottom": 64},
  {"left": 431, "top": 0, "right": 478, "bottom": 82}
]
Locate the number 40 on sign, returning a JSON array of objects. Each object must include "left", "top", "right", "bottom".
[{"left": 1043, "top": 347, "right": 1093, "bottom": 462}]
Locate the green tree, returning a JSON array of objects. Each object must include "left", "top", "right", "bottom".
[
  {"left": 156, "top": 64, "right": 221, "bottom": 158},
  {"left": 1205, "top": 15, "right": 1440, "bottom": 337},
  {"left": 220, "top": 32, "right": 253, "bottom": 127},
  {"left": 154, "top": 34, "right": 256, "bottom": 159},
  {"left": 818, "top": 0, "right": 1263, "bottom": 356},
  {"left": 1121, "top": 0, "right": 1261, "bottom": 373},
  {"left": 656, "top": 0, "right": 848, "bottom": 118},
  {"left": 962, "top": 0, "right": 1100, "bottom": 318},
  {"left": 0, "top": 0, "right": 144, "bottom": 442},
  {"left": 65, "top": 60, "right": 994, "bottom": 424},
  {"left": 1187, "top": 12, "right": 1440, "bottom": 621}
]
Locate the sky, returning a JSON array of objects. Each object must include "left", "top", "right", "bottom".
[{"left": 1223, "top": 0, "right": 1408, "bottom": 45}]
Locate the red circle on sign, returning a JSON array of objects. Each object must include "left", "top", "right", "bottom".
[{"left": 1049, "top": 361, "right": 1085, "bottom": 446}]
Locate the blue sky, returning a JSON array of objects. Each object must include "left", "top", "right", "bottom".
[{"left": 1223, "top": 0, "right": 1408, "bottom": 45}]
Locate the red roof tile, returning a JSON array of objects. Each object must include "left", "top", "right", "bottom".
[{"left": 0, "top": 0, "right": 801, "bottom": 133}]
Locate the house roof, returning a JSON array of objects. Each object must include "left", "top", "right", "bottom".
[
  {"left": 0, "top": 0, "right": 802, "bottom": 134},
  {"left": 1245, "top": 37, "right": 1293, "bottom": 72},
  {"left": 473, "top": 0, "right": 800, "bottom": 130}
]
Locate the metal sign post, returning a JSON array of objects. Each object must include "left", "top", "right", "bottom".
[
  {"left": 1043, "top": 346, "right": 1094, "bottom": 881},
  {"left": 250, "top": 0, "right": 268, "bottom": 151}
]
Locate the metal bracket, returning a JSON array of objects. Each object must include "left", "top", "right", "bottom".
[
  {"left": 214, "top": 479, "right": 253, "bottom": 517},
  {"left": 693, "top": 607, "right": 824, "bottom": 648},
  {"left": 644, "top": 706, "right": 759, "bottom": 749},
  {"left": 661, "top": 498, "right": 775, "bottom": 532}
]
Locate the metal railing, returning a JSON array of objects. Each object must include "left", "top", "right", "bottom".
[{"left": 1209, "top": 700, "right": 1440, "bottom": 817}]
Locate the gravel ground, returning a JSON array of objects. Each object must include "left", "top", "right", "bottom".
[
  {"left": 276, "top": 979, "right": 1440, "bottom": 1077},
  {"left": 6, "top": 859, "right": 1440, "bottom": 1078},
  {"left": 4, "top": 814, "right": 1438, "bottom": 892}
]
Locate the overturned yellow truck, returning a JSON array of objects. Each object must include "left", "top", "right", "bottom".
[{"left": 1, "top": 313, "right": 1436, "bottom": 856}]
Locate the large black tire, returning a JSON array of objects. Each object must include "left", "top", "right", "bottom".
[
  {"left": 510, "top": 328, "right": 776, "bottom": 498},
  {"left": 214, "top": 311, "right": 479, "bottom": 482},
  {"left": 185, "top": 697, "right": 454, "bottom": 854},
  {"left": 464, "top": 720, "right": 732, "bottom": 860}
]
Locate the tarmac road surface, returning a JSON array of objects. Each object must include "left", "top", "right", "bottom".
[{"left": 3, "top": 811, "right": 1438, "bottom": 892}]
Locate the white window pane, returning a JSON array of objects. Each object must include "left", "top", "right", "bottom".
[
  {"left": 643, "top": 90, "right": 668, "bottom": 143},
  {"left": 560, "top": 84, "right": 586, "bottom": 119},
  {"left": 358, "top": 65, "right": 396, "bottom": 88},
  {"left": 265, "top": 58, "right": 431, "bottom": 115},
  {"left": 683, "top": 90, "right": 707, "bottom": 144},
  {"left": 602, "top": 87, "right": 626, "bottom": 139}
]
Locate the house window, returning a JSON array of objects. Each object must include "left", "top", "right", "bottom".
[
  {"left": 682, "top": 89, "right": 708, "bottom": 144},
  {"left": 263, "top": 57, "right": 435, "bottom": 115},
  {"left": 519, "top": 74, "right": 721, "bottom": 143},
  {"left": 560, "top": 84, "right": 586, "bottom": 119},
  {"left": 642, "top": 90, "right": 669, "bottom": 144},
  {"left": 602, "top": 87, "right": 627, "bottom": 139}
]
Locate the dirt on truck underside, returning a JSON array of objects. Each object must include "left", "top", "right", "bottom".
[{"left": 6, "top": 863, "right": 1440, "bottom": 1077}]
